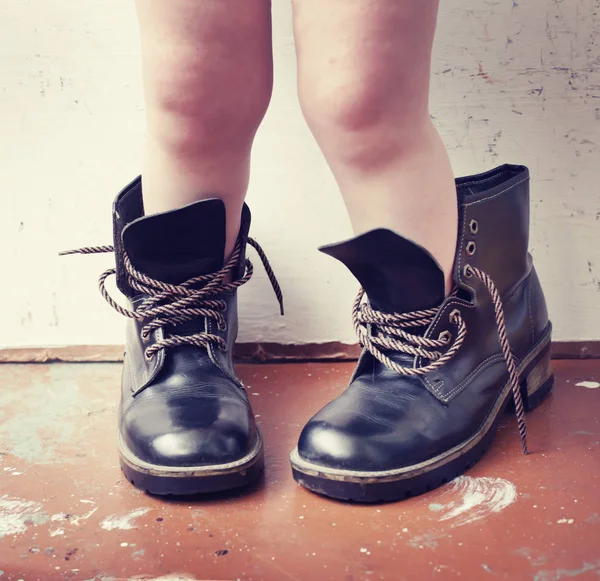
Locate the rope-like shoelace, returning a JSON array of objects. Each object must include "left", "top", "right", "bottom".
[
  {"left": 60, "top": 238, "right": 284, "bottom": 360},
  {"left": 353, "top": 264, "right": 527, "bottom": 454}
]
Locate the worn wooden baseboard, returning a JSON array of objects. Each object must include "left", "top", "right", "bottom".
[{"left": 0, "top": 341, "right": 599, "bottom": 363}]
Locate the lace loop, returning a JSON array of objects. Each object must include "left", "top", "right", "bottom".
[
  {"left": 60, "top": 236, "right": 284, "bottom": 357},
  {"left": 352, "top": 265, "right": 528, "bottom": 455}
]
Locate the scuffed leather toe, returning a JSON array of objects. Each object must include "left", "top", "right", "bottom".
[
  {"left": 120, "top": 390, "right": 256, "bottom": 467},
  {"left": 296, "top": 387, "right": 423, "bottom": 472},
  {"left": 298, "top": 418, "right": 381, "bottom": 472},
  {"left": 296, "top": 373, "right": 483, "bottom": 473}
]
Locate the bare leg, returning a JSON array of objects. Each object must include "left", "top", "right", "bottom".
[
  {"left": 292, "top": 0, "right": 457, "bottom": 291},
  {"left": 136, "top": 0, "right": 273, "bottom": 256}
]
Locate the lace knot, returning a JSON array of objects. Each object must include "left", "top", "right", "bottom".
[{"left": 60, "top": 236, "right": 284, "bottom": 359}]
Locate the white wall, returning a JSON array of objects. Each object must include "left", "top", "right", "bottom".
[{"left": 1, "top": 0, "right": 599, "bottom": 349}]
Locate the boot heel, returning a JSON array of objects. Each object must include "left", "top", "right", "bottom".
[{"left": 520, "top": 341, "right": 554, "bottom": 411}]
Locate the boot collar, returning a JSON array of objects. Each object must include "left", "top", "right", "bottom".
[
  {"left": 112, "top": 177, "right": 250, "bottom": 296},
  {"left": 320, "top": 164, "right": 530, "bottom": 315},
  {"left": 320, "top": 229, "right": 445, "bottom": 314}
]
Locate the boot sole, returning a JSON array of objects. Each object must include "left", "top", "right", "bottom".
[
  {"left": 118, "top": 430, "right": 264, "bottom": 496},
  {"left": 290, "top": 325, "right": 553, "bottom": 503}
]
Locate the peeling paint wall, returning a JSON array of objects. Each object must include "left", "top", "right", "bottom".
[{"left": 0, "top": 0, "right": 598, "bottom": 348}]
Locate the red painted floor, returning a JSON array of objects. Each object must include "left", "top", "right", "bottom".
[{"left": 0, "top": 360, "right": 598, "bottom": 581}]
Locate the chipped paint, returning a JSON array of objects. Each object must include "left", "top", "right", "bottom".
[
  {"left": 408, "top": 531, "right": 445, "bottom": 550},
  {"left": 51, "top": 505, "right": 98, "bottom": 526},
  {"left": 0, "top": 366, "right": 114, "bottom": 464},
  {"left": 0, "top": 496, "right": 48, "bottom": 539},
  {"left": 50, "top": 528, "right": 65, "bottom": 537},
  {"left": 428, "top": 503, "right": 445, "bottom": 512},
  {"left": 100, "top": 507, "right": 151, "bottom": 531},
  {"left": 432, "top": 476, "right": 517, "bottom": 527},
  {"left": 533, "top": 560, "right": 600, "bottom": 581},
  {"left": 514, "top": 547, "right": 549, "bottom": 567}
]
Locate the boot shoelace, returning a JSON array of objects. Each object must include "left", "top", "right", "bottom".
[
  {"left": 353, "top": 264, "right": 528, "bottom": 455},
  {"left": 60, "top": 238, "right": 284, "bottom": 359}
]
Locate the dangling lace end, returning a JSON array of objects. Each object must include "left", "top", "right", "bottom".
[
  {"left": 247, "top": 237, "right": 284, "bottom": 316},
  {"left": 467, "top": 264, "right": 530, "bottom": 456},
  {"left": 515, "top": 394, "right": 529, "bottom": 456},
  {"left": 517, "top": 412, "right": 529, "bottom": 455}
]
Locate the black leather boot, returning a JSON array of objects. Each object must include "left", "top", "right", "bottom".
[
  {"left": 291, "top": 164, "right": 553, "bottom": 502},
  {"left": 63, "top": 178, "right": 283, "bottom": 495}
]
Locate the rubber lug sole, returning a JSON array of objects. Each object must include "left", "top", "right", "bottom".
[{"left": 119, "top": 430, "right": 264, "bottom": 496}]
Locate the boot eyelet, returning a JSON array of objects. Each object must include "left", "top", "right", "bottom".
[
  {"left": 449, "top": 309, "right": 461, "bottom": 324},
  {"left": 463, "top": 265, "right": 474, "bottom": 279},
  {"left": 469, "top": 219, "right": 479, "bottom": 234},
  {"left": 466, "top": 241, "right": 477, "bottom": 256},
  {"left": 144, "top": 348, "right": 153, "bottom": 361},
  {"left": 438, "top": 330, "right": 452, "bottom": 345}
]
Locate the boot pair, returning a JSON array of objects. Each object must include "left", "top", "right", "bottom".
[{"left": 65, "top": 164, "right": 553, "bottom": 502}]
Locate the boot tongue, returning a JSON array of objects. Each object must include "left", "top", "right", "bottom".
[
  {"left": 121, "top": 198, "right": 226, "bottom": 284},
  {"left": 320, "top": 229, "right": 445, "bottom": 313}
]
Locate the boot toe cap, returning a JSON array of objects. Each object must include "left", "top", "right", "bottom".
[
  {"left": 297, "top": 414, "right": 421, "bottom": 473},
  {"left": 296, "top": 387, "right": 447, "bottom": 473},
  {"left": 120, "top": 395, "right": 257, "bottom": 468},
  {"left": 297, "top": 421, "right": 385, "bottom": 472}
]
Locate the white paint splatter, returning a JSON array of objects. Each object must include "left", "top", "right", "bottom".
[
  {"left": 71, "top": 506, "right": 98, "bottom": 525},
  {"left": 51, "top": 506, "right": 98, "bottom": 526},
  {"left": 408, "top": 531, "right": 444, "bottom": 549},
  {"left": 556, "top": 518, "right": 574, "bottom": 524},
  {"left": 431, "top": 476, "right": 517, "bottom": 527},
  {"left": 575, "top": 381, "right": 600, "bottom": 389},
  {"left": 0, "top": 496, "right": 48, "bottom": 539},
  {"left": 429, "top": 503, "right": 444, "bottom": 512},
  {"left": 49, "top": 528, "right": 65, "bottom": 537},
  {"left": 100, "top": 507, "right": 151, "bottom": 531}
]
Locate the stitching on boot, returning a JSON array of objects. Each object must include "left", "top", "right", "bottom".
[
  {"left": 460, "top": 172, "right": 522, "bottom": 187},
  {"left": 422, "top": 374, "right": 445, "bottom": 396},
  {"left": 527, "top": 277, "right": 535, "bottom": 349},
  {"left": 440, "top": 354, "right": 505, "bottom": 402},
  {"left": 463, "top": 177, "right": 529, "bottom": 207}
]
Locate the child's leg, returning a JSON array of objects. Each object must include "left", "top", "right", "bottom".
[
  {"left": 292, "top": 0, "right": 457, "bottom": 290},
  {"left": 136, "top": 0, "right": 273, "bottom": 256}
]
